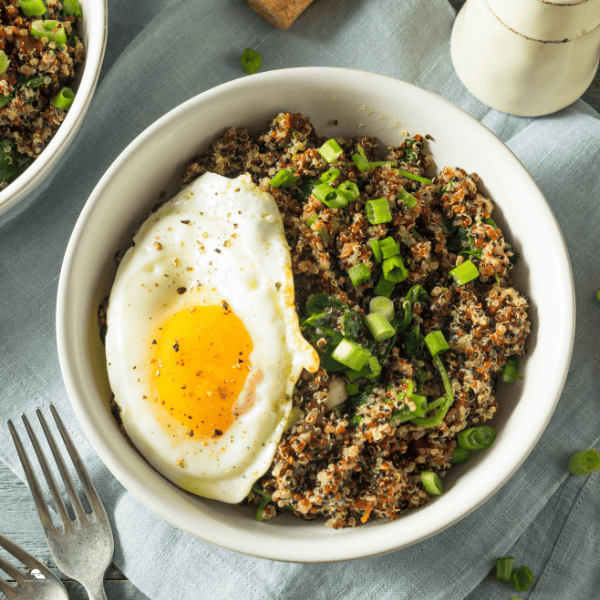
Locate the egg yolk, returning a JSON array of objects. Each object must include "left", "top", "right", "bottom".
[{"left": 152, "top": 304, "right": 253, "bottom": 437}]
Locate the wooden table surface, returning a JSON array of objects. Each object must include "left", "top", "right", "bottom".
[{"left": 1, "top": 2, "right": 599, "bottom": 599}]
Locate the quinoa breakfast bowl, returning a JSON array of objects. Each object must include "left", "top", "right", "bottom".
[
  {"left": 57, "top": 68, "right": 575, "bottom": 562},
  {"left": 0, "top": 0, "right": 107, "bottom": 218}
]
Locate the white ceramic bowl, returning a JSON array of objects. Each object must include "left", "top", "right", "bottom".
[
  {"left": 0, "top": 0, "right": 107, "bottom": 218},
  {"left": 57, "top": 67, "right": 575, "bottom": 562}
]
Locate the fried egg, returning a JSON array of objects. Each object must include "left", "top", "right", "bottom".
[{"left": 105, "top": 172, "right": 319, "bottom": 503}]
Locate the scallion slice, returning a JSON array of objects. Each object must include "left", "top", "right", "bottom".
[
  {"left": 512, "top": 566, "right": 533, "bottom": 592},
  {"left": 337, "top": 180, "right": 359, "bottom": 200},
  {"left": 348, "top": 263, "right": 370, "bottom": 286},
  {"left": 365, "top": 312, "right": 395, "bottom": 341},
  {"left": 450, "top": 259, "right": 480, "bottom": 286},
  {"left": 19, "top": 0, "right": 46, "bottom": 16},
  {"left": 62, "top": 0, "right": 83, "bottom": 17},
  {"left": 457, "top": 425, "right": 496, "bottom": 450},
  {"left": 241, "top": 48, "right": 261, "bottom": 75},
  {"left": 424, "top": 330, "right": 449, "bottom": 357},
  {"left": 0, "top": 51, "right": 9, "bottom": 74},
  {"left": 313, "top": 183, "right": 348, "bottom": 208},
  {"left": 320, "top": 168, "right": 341, "bottom": 184},
  {"left": 370, "top": 239, "right": 382, "bottom": 263},
  {"left": 496, "top": 556, "right": 515, "bottom": 584},
  {"left": 395, "top": 168, "right": 433, "bottom": 184},
  {"left": 569, "top": 448, "right": 600, "bottom": 476},
  {"left": 345, "top": 382, "right": 360, "bottom": 395},
  {"left": 319, "top": 139, "right": 343, "bottom": 163},
  {"left": 369, "top": 296, "right": 394, "bottom": 321},
  {"left": 398, "top": 189, "right": 417, "bottom": 208},
  {"left": 501, "top": 357, "right": 523, "bottom": 383},
  {"left": 352, "top": 149, "right": 370, "bottom": 173},
  {"left": 51, "top": 87, "right": 74, "bottom": 109},
  {"left": 331, "top": 339, "right": 370, "bottom": 371},
  {"left": 421, "top": 471, "right": 443, "bottom": 495},
  {"left": 306, "top": 214, "right": 318, "bottom": 229},
  {"left": 269, "top": 168, "right": 298, "bottom": 188},
  {"left": 382, "top": 255, "right": 408, "bottom": 283},
  {"left": 365, "top": 198, "right": 392, "bottom": 224},
  {"left": 30, "top": 20, "right": 67, "bottom": 46},
  {"left": 378, "top": 236, "right": 400, "bottom": 259},
  {"left": 451, "top": 446, "right": 470, "bottom": 464},
  {"left": 374, "top": 276, "right": 395, "bottom": 298}
]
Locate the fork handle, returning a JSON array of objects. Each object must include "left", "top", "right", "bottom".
[{"left": 85, "top": 580, "right": 108, "bottom": 600}]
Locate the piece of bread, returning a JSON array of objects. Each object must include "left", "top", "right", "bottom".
[{"left": 244, "top": 0, "right": 315, "bottom": 30}]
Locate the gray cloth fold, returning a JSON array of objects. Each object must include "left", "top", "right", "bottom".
[{"left": 1, "top": 1, "right": 599, "bottom": 598}]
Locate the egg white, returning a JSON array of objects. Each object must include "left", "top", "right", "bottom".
[{"left": 105, "top": 172, "right": 319, "bottom": 503}]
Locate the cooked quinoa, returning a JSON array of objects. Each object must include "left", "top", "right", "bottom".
[
  {"left": 181, "top": 112, "right": 530, "bottom": 529},
  {"left": 0, "top": 0, "right": 84, "bottom": 187}
]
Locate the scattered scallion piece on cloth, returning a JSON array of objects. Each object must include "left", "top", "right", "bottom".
[
  {"left": 0, "top": 51, "right": 9, "bottom": 74},
  {"left": 501, "top": 357, "right": 523, "bottom": 383},
  {"left": 269, "top": 168, "right": 298, "bottom": 188},
  {"left": 241, "top": 47, "right": 261, "bottom": 75},
  {"left": 596, "top": 289, "right": 600, "bottom": 302},
  {"left": 51, "top": 87, "right": 75, "bottom": 109},
  {"left": 495, "top": 556, "right": 515, "bottom": 583},
  {"left": 569, "top": 448, "right": 600, "bottom": 476},
  {"left": 348, "top": 263, "right": 370, "bottom": 286},
  {"left": 62, "top": 0, "right": 83, "bottom": 17},
  {"left": 450, "top": 259, "right": 480, "bottom": 285},
  {"left": 421, "top": 471, "right": 443, "bottom": 495},
  {"left": 318, "top": 139, "right": 343, "bottom": 163},
  {"left": 30, "top": 20, "right": 67, "bottom": 46},
  {"left": 19, "top": 0, "right": 46, "bottom": 16},
  {"left": 512, "top": 566, "right": 533, "bottom": 592}
]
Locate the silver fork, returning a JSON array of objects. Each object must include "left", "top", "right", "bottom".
[
  {"left": 7, "top": 405, "right": 114, "bottom": 600},
  {"left": 0, "top": 531, "right": 68, "bottom": 600}
]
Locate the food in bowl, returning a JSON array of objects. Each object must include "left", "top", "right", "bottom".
[
  {"left": 0, "top": 0, "right": 85, "bottom": 188},
  {"left": 102, "top": 111, "right": 530, "bottom": 529}
]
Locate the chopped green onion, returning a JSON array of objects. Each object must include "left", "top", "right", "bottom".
[
  {"left": 382, "top": 255, "right": 408, "bottom": 283},
  {"left": 450, "top": 259, "right": 480, "bottom": 286},
  {"left": 331, "top": 339, "right": 371, "bottom": 371},
  {"left": 421, "top": 471, "right": 443, "bottom": 495},
  {"left": 596, "top": 289, "right": 600, "bottom": 303},
  {"left": 345, "top": 382, "right": 360, "bottom": 395},
  {"left": 337, "top": 180, "right": 359, "bottom": 200},
  {"left": 411, "top": 396, "right": 451, "bottom": 428},
  {"left": 0, "top": 51, "right": 9, "bottom": 74},
  {"left": 451, "top": 446, "right": 470, "bottom": 464},
  {"left": 365, "top": 198, "right": 392, "bottom": 225},
  {"left": 483, "top": 217, "right": 497, "bottom": 227},
  {"left": 501, "top": 357, "right": 523, "bottom": 383},
  {"left": 306, "top": 214, "right": 318, "bottom": 229},
  {"left": 365, "top": 312, "right": 395, "bottom": 341},
  {"left": 348, "top": 263, "right": 371, "bottom": 286},
  {"left": 256, "top": 495, "right": 271, "bottom": 521},
  {"left": 352, "top": 147, "right": 370, "bottom": 172},
  {"left": 370, "top": 239, "right": 382, "bottom": 263},
  {"left": 511, "top": 597, "right": 523, "bottom": 600},
  {"left": 241, "top": 48, "right": 261, "bottom": 75},
  {"left": 19, "top": 0, "right": 46, "bottom": 16},
  {"left": 424, "top": 330, "right": 449, "bottom": 357},
  {"left": 320, "top": 168, "right": 341, "bottom": 184},
  {"left": 345, "top": 355, "right": 381, "bottom": 380},
  {"left": 369, "top": 296, "right": 394, "bottom": 321},
  {"left": 496, "top": 556, "right": 515, "bottom": 584},
  {"left": 62, "top": 0, "right": 83, "bottom": 17},
  {"left": 378, "top": 236, "right": 400, "bottom": 259},
  {"left": 374, "top": 276, "right": 396, "bottom": 298},
  {"left": 305, "top": 292, "right": 347, "bottom": 315},
  {"left": 395, "top": 168, "right": 433, "bottom": 184},
  {"left": 569, "top": 448, "right": 600, "bottom": 476},
  {"left": 398, "top": 189, "right": 417, "bottom": 208},
  {"left": 512, "top": 566, "right": 533, "bottom": 592},
  {"left": 51, "top": 87, "right": 74, "bottom": 109},
  {"left": 457, "top": 425, "right": 496, "bottom": 450},
  {"left": 318, "top": 139, "right": 343, "bottom": 163},
  {"left": 313, "top": 183, "right": 348, "bottom": 208},
  {"left": 30, "top": 20, "right": 67, "bottom": 46},
  {"left": 269, "top": 168, "right": 298, "bottom": 188}
]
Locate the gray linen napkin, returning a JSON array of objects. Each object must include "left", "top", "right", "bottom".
[{"left": 1, "top": 1, "right": 599, "bottom": 598}]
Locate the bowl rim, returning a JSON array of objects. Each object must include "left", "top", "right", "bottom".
[
  {"left": 0, "top": 0, "right": 108, "bottom": 218},
  {"left": 56, "top": 66, "right": 575, "bottom": 562}
]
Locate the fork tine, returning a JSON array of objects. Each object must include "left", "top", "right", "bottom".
[
  {"left": 36, "top": 409, "right": 88, "bottom": 523},
  {"left": 49, "top": 404, "right": 107, "bottom": 516},
  {"left": 0, "top": 575, "right": 15, "bottom": 598},
  {"left": 7, "top": 419, "right": 56, "bottom": 531},
  {"left": 0, "top": 533, "right": 37, "bottom": 583},
  {"left": 0, "top": 552, "right": 27, "bottom": 587}
]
